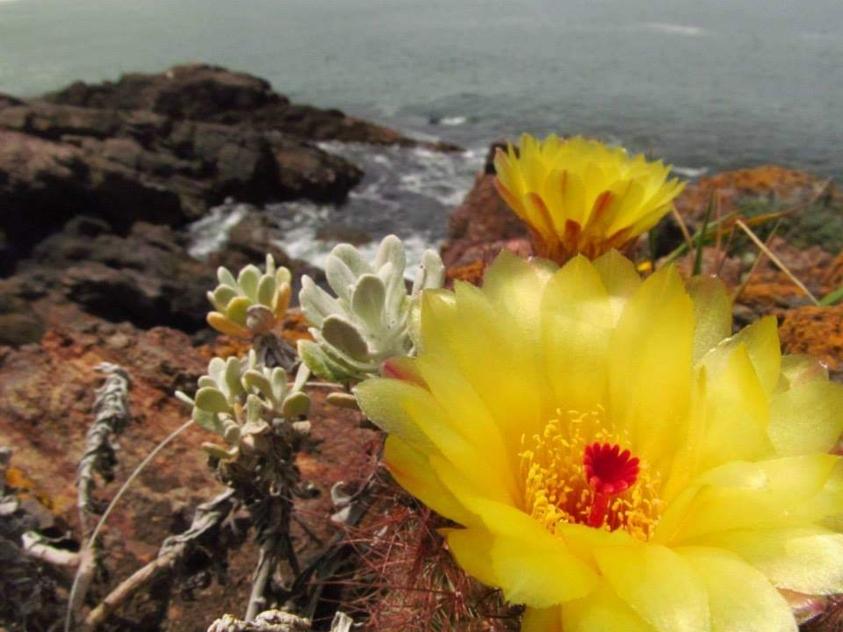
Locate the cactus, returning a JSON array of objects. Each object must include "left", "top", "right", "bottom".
[
  {"left": 206, "top": 254, "right": 292, "bottom": 337},
  {"left": 297, "top": 235, "right": 444, "bottom": 383}
]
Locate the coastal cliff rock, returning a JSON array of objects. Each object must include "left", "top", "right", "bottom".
[
  {"left": 46, "top": 64, "right": 458, "bottom": 149},
  {"left": 0, "top": 100, "right": 361, "bottom": 262}
]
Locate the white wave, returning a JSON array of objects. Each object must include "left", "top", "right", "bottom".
[
  {"left": 639, "top": 22, "right": 706, "bottom": 37},
  {"left": 439, "top": 116, "right": 467, "bottom": 127},
  {"left": 672, "top": 165, "right": 709, "bottom": 179},
  {"left": 266, "top": 200, "right": 438, "bottom": 277},
  {"left": 186, "top": 201, "right": 249, "bottom": 259}
]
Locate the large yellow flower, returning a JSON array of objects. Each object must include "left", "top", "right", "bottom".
[
  {"left": 356, "top": 251, "right": 843, "bottom": 631},
  {"left": 495, "top": 135, "right": 685, "bottom": 262}
]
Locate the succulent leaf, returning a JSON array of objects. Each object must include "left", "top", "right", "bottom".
[
  {"left": 282, "top": 392, "right": 310, "bottom": 418},
  {"left": 322, "top": 315, "right": 370, "bottom": 362},
  {"left": 352, "top": 274, "right": 386, "bottom": 331},
  {"left": 195, "top": 387, "right": 232, "bottom": 413},
  {"left": 217, "top": 266, "right": 237, "bottom": 288}
]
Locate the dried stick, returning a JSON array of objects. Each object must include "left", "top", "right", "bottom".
[
  {"left": 734, "top": 219, "right": 820, "bottom": 305},
  {"left": 84, "top": 488, "right": 236, "bottom": 629},
  {"left": 78, "top": 363, "right": 132, "bottom": 536}
]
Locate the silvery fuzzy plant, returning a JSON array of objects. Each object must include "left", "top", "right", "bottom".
[
  {"left": 176, "top": 351, "right": 314, "bottom": 621},
  {"left": 207, "top": 254, "right": 297, "bottom": 369},
  {"left": 298, "top": 235, "right": 444, "bottom": 384}
]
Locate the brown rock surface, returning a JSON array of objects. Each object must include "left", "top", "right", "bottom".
[
  {"left": 0, "top": 307, "right": 378, "bottom": 630},
  {"left": 0, "top": 100, "right": 362, "bottom": 260},
  {"left": 779, "top": 305, "right": 843, "bottom": 381},
  {"left": 46, "top": 64, "right": 458, "bottom": 150}
]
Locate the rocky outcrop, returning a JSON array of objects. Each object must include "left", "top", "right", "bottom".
[
  {"left": 0, "top": 100, "right": 362, "bottom": 262},
  {"left": 440, "top": 142, "right": 530, "bottom": 273},
  {"left": 46, "top": 64, "right": 459, "bottom": 149},
  {"left": 0, "top": 209, "right": 325, "bottom": 338},
  {"left": 0, "top": 311, "right": 376, "bottom": 631}
]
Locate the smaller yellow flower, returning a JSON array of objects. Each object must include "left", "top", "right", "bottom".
[{"left": 495, "top": 134, "right": 685, "bottom": 262}]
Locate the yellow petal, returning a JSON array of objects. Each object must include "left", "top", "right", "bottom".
[
  {"left": 355, "top": 378, "right": 510, "bottom": 501},
  {"left": 594, "top": 544, "right": 710, "bottom": 632},
  {"left": 680, "top": 546, "right": 796, "bottom": 632},
  {"left": 657, "top": 455, "right": 842, "bottom": 543},
  {"left": 769, "top": 378, "right": 843, "bottom": 456},
  {"left": 561, "top": 582, "right": 653, "bottom": 632},
  {"left": 592, "top": 250, "right": 641, "bottom": 303},
  {"left": 608, "top": 265, "right": 694, "bottom": 464},
  {"left": 541, "top": 256, "right": 613, "bottom": 413},
  {"left": 354, "top": 377, "right": 437, "bottom": 452},
  {"left": 414, "top": 355, "right": 519, "bottom": 501},
  {"left": 382, "top": 435, "right": 476, "bottom": 527},
  {"left": 728, "top": 316, "right": 781, "bottom": 394},
  {"left": 696, "top": 343, "right": 773, "bottom": 472},
  {"left": 430, "top": 279, "right": 552, "bottom": 448},
  {"left": 694, "top": 527, "right": 843, "bottom": 595},
  {"left": 445, "top": 526, "right": 597, "bottom": 608},
  {"left": 686, "top": 276, "right": 731, "bottom": 364},
  {"left": 483, "top": 250, "right": 553, "bottom": 338}
]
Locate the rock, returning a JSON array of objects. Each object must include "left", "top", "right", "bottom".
[
  {"left": 778, "top": 305, "right": 843, "bottom": 382},
  {"left": 0, "top": 101, "right": 363, "bottom": 262},
  {"left": 440, "top": 151, "right": 528, "bottom": 270},
  {"left": 46, "top": 64, "right": 459, "bottom": 150},
  {"left": 670, "top": 166, "right": 843, "bottom": 254},
  {"left": 0, "top": 130, "right": 90, "bottom": 266},
  {"left": 0, "top": 311, "right": 376, "bottom": 630},
  {"left": 16, "top": 218, "right": 214, "bottom": 332},
  {"left": 0, "top": 287, "right": 45, "bottom": 346}
]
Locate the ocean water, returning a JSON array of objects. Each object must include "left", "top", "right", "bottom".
[{"left": 2, "top": 0, "right": 842, "bottom": 266}]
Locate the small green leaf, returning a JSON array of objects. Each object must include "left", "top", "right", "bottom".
[
  {"left": 242, "top": 369, "right": 272, "bottom": 398},
  {"left": 195, "top": 387, "right": 231, "bottom": 413},
  {"left": 322, "top": 315, "right": 369, "bottom": 362},
  {"left": 352, "top": 274, "right": 386, "bottom": 331},
  {"left": 819, "top": 286, "right": 843, "bottom": 306},
  {"left": 212, "top": 285, "right": 239, "bottom": 310},
  {"left": 256, "top": 274, "right": 277, "bottom": 307},
  {"left": 237, "top": 265, "right": 261, "bottom": 301},
  {"left": 217, "top": 266, "right": 237, "bottom": 288},
  {"left": 298, "top": 340, "right": 342, "bottom": 382},
  {"left": 282, "top": 392, "right": 310, "bottom": 418},
  {"left": 225, "top": 296, "right": 252, "bottom": 327}
]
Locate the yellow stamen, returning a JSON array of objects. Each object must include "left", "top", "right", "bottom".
[{"left": 519, "top": 410, "right": 662, "bottom": 541}]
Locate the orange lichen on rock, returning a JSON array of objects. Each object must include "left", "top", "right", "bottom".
[
  {"left": 675, "top": 165, "right": 829, "bottom": 223},
  {"left": 778, "top": 304, "right": 843, "bottom": 377}
]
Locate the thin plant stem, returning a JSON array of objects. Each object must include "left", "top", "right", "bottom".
[
  {"left": 734, "top": 219, "right": 820, "bottom": 305},
  {"left": 65, "top": 418, "right": 195, "bottom": 632}
]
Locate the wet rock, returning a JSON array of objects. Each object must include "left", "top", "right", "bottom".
[
  {"left": 0, "top": 102, "right": 362, "bottom": 258},
  {"left": 17, "top": 218, "right": 213, "bottom": 331}
]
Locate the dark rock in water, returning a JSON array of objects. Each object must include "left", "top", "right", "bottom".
[
  {"left": 1, "top": 212, "right": 317, "bottom": 333},
  {"left": 0, "top": 101, "right": 362, "bottom": 263},
  {"left": 22, "top": 218, "right": 214, "bottom": 331},
  {"left": 0, "top": 93, "right": 23, "bottom": 109},
  {"left": 46, "top": 64, "right": 460, "bottom": 150},
  {"left": 49, "top": 63, "right": 284, "bottom": 121}
]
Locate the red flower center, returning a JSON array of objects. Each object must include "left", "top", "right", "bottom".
[{"left": 583, "top": 442, "right": 640, "bottom": 527}]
